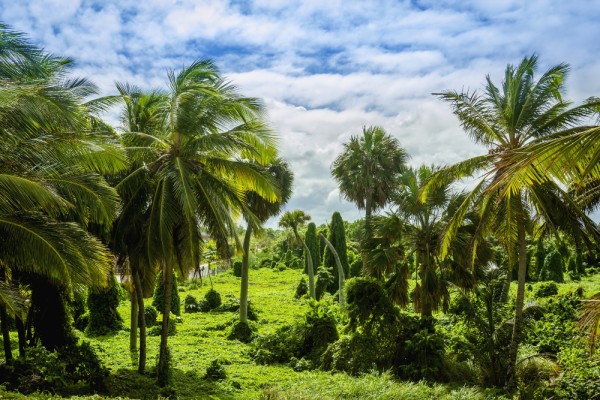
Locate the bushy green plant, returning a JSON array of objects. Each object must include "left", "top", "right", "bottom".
[
  {"left": 204, "top": 358, "right": 227, "bottom": 381},
  {"left": 0, "top": 341, "right": 109, "bottom": 394},
  {"left": 396, "top": 326, "right": 445, "bottom": 381},
  {"left": 349, "top": 259, "right": 362, "bottom": 277},
  {"left": 184, "top": 294, "right": 200, "bottom": 313},
  {"left": 295, "top": 277, "right": 308, "bottom": 298},
  {"left": 554, "top": 347, "right": 600, "bottom": 399},
  {"left": 85, "top": 273, "right": 124, "bottom": 336},
  {"left": 345, "top": 277, "right": 397, "bottom": 336},
  {"left": 204, "top": 289, "right": 222, "bottom": 309},
  {"left": 152, "top": 271, "right": 181, "bottom": 316},
  {"left": 321, "top": 333, "right": 380, "bottom": 375},
  {"left": 148, "top": 316, "right": 177, "bottom": 337},
  {"left": 323, "top": 212, "right": 349, "bottom": 293},
  {"left": 227, "top": 321, "right": 257, "bottom": 343},
  {"left": 143, "top": 305, "right": 158, "bottom": 327},
  {"left": 539, "top": 250, "right": 564, "bottom": 283},
  {"left": 534, "top": 282, "right": 558, "bottom": 298},
  {"left": 233, "top": 261, "right": 242, "bottom": 277},
  {"left": 526, "top": 292, "right": 579, "bottom": 354},
  {"left": 315, "top": 267, "right": 333, "bottom": 300},
  {"left": 74, "top": 312, "right": 89, "bottom": 332}
]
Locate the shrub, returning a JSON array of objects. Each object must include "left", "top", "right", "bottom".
[
  {"left": 315, "top": 266, "right": 333, "bottom": 300},
  {"left": 143, "top": 305, "right": 158, "bottom": 327},
  {"left": 85, "top": 273, "right": 124, "bottom": 336},
  {"left": 204, "top": 358, "right": 227, "bottom": 381},
  {"left": 349, "top": 259, "right": 362, "bottom": 278},
  {"left": 345, "top": 277, "right": 397, "bottom": 336},
  {"left": 534, "top": 282, "right": 558, "bottom": 298},
  {"left": 233, "top": 261, "right": 242, "bottom": 277},
  {"left": 227, "top": 321, "right": 257, "bottom": 343},
  {"left": 0, "top": 341, "right": 109, "bottom": 394},
  {"left": 204, "top": 289, "right": 222, "bottom": 310},
  {"left": 321, "top": 333, "right": 380, "bottom": 375},
  {"left": 527, "top": 292, "right": 579, "bottom": 354},
  {"left": 184, "top": 294, "right": 200, "bottom": 313},
  {"left": 152, "top": 271, "right": 181, "bottom": 316},
  {"left": 539, "top": 250, "right": 564, "bottom": 283},
  {"left": 554, "top": 347, "right": 600, "bottom": 399},
  {"left": 295, "top": 278, "right": 308, "bottom": 298},
  {"left": 148, "top": 316, "right": 177, "bottom": 337}
]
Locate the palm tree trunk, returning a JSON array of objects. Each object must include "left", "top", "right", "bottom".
[
  {"left": 320, "top": 233, "right": 345, "bottom": 306},
  {"left": 16, "top": 316, "right": 26, "bottom": 358},
  {"left": 0, "top": 304, "right": 12, "bottom": 361},
  {"left": 295, "top": 228, "right": 315, "bottom": 299},
  {"left": 506, "top": 204, "right": 527, "bottom": 390},
  {"left": 129, "top": 292, "right": 138, "bottom": 351},
  {"left": 365, "top": 194, "right": 373, "bottom": 239},
  {"left": 132, "top": 266, "right": 146, "bottom": 374},
  {"left": 157, "top": 262, "right": 173, "bottom": 386},
  {"left": 240, "top": 222, "right": 253, "bottom": 323}
]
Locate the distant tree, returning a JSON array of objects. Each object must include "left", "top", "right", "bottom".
[
  {"left": 323, "top": 212, "right": 349, "bottom": 293},
  {"left": 279, "top": 210, "right": 315, "bottom": 299},
  {"left": 304, "top": 222, "right": 320, "bottom": 275}
]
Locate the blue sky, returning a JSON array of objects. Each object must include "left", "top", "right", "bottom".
[{"left": 3, "top": 0, "right": 600, "bottom": 226}]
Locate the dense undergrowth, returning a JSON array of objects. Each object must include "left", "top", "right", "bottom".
[{"left": 2, "top": 266, "right": 599, "bottom": 399}]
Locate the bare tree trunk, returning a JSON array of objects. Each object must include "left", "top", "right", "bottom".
[
  {"left": 132, "top": 267, "right": 146, "bottom": 374},
  {"left": 240, "top": 222, "right": 253, "bottom": 323},
  {"left": 506, "top": 201, "right": 527, "bottom": 390},
  {"left": 320, "top": 233, "right": 345, "bottom": 306},
  {"left": 129, "top": 292, "right": 138, "bottom": 351},
  {"left": 295, "top": 228, "right": 315, "bottom": 299},
  {"left": 157, "top": 262, "right": 173, "bottom": 386}
]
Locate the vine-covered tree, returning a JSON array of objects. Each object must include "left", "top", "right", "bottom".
[
  {"left": 323, "top": 212, "right": 349, "bottom": 293},
  {"left": 304, "top": 222, "right": 320, "bottom": 275}
]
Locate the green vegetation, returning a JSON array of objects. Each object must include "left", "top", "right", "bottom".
[{"left": 1, "top": 23, "right": 600, "bottom": 400}]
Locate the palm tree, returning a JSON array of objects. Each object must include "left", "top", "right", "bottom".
[
  {"left": 239, "top": 159, "right": 293, "bottom": 323},
  {"left": 115, "top": 60, "right": 278, "bottom": 385},
  {"left": 331, "top": 126, "right": 408, "bottom": 239},
  {"left": 422, "top": 55, "right": 599, "bottom": 388},
  {"left": 0, "top": 24, "right": 123, "bottom": 357},
  {"left": 279, "top": 210, "right": 315, "bottom": 298},
  {"left": 367, "top": 165, "right": 483, "bottom": 317}
]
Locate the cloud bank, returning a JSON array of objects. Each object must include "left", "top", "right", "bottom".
[{"left": 3, "top": 0, "right": 599, "bottom": 226}]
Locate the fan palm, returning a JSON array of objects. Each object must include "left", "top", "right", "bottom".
[
  {"left": 279, "top": 210, "right": 315, "bottom": 298},
  {"left": 421, "top": 55, "right": 599, "bottom": 388},
  {"left": 331, "top": 126, "right": 408, "bottom": 239},
  {"left": 115, "top": 60, "right": 278, "bottom": 385}
]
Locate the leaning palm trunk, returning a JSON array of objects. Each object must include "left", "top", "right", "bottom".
[
  {"left": 506, "top": 200, "right": 528, "bottom": 389},
  {"left": 294, "top": 228, "right": 315, "bottom": 299},
  {"left": 239, "top": 222, "right": 253, "bottom": 323},
  {"left": 320, "top": 233, "right": 345, "bottom": 306},
  {"left": 157, "top": 263, "right": 174, "bottom": 386}
]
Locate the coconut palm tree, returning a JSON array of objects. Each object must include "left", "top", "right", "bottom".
[
  {"left": 331, "top": 126, "right": 408, "bottom": 239},
  {"left": 239, "top": 159, "right": 293, "bottom": 323},
  {"left": 421, "top": 55, "right": 599, "bottom": 388},
  {"left": 0, "top": 24, "right": 123, "bottom": 358},
  {"left": 279, "top": 210, "right": 315, "bottom": 298},
  {"left": 115, "top": 60, "right": 278, "bottom": 385}
]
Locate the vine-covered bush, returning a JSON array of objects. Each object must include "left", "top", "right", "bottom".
[
  {"left": 152, "top": 270, "right": 181, "bottom": 316},
  {"left": 143, "top": 305, "right": 158, "bottom": 327},
  {"left": 148, "top": 316, "right": 178, "bottom": 336},
  {"left": 184, "top": 294, "right": 200, "bottom": 313},
  {"left": 315, "top": 266, "right": 333, "bottom": 300},
  {"left": 204, "top": 289, "right": 222, "bottom": 310},
  {"left": 233, "top": 261, "right": 242, "bottom": 277},
  {"left": 204, "top": 358, "right": 227, "bottom": 381},
  {"left": 295, "top": 278, "right": 308, "bottom": 298},
  {"left": 227, "top": 321, "right": 257, "bottom": 343},
  {"left": 554, "top": 347, "right": 600, "bottom": 399},
  {"left": 539, "top": 250, "right": 564, "bottom": 283},
  {"left": 0, "top": 341, "right": 108, "bottom": 394},
  {"left": 534, "top": 282, "right": 558, "bottom": 298},
  {"left": 85, "top": 273, "right": 124, "bottom": 336}
]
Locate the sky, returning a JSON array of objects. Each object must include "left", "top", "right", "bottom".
[{"left": 3, "top": 0, "right": 600, "bottom": 227}]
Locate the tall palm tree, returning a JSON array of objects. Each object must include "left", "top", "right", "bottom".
[
  {"left": 0, "top": 24, "right": 123, "bottom": 357},
  {"left": 279, "top": 210, "right": 315, "bottom": 298},
  {"left": 115, "top": 60, "right": 278, "bottom": 385},
  {"left": 331, "top": 126, "right": 408, "bottom": 239},
  {"left": 239, "top": 159, "right": 293, "bottom": 323},
  {"left": 422, "top": 55, "right": 599, "bottom": 388}
]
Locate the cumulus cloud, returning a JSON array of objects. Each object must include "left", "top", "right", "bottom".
[{"left": 2, "top": 0, "right": 599, "bottom": 227}]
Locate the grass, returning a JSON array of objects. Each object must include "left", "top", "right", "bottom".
[{"left": 5, "top": 266, "right": 599, "bottom": 399}]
